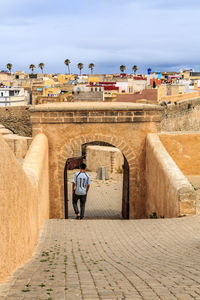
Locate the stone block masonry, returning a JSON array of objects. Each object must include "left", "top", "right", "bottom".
[
  {"left": 30, "top": 102, "right": 163, "bottom": 219},
  {"left": 161, "top": 98, "right": 200, "bottom": 132},
  {"left": 30, "top": 102, "right": 164, "bottom": 125}
]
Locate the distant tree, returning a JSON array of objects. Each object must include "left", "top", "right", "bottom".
[
  {"left": 29, "top": 64, "right": 36, "bottom": 73},
  {"left": 132, "top": 65, "right": 138, "bottom": 74},
  {"left": 153, "top": 81, "right": 156, "bottom": 88},
  {"left": 89, "top": 63, "right": 95, "bottom": 75},
  {"left": 120, "top": 65, "right": 126, "bottom": 73},
  {"left": 6, "top": 63, "right": 12, "bottom": 73},
  {"left": 64, "top": 59, "right": 71, "bottom": 74},
  {"left": 38, "top": 63, "right": 44, "bottom": 73},
  {"left": 77, "top": 63, "right": 84, "bottom": 76}
]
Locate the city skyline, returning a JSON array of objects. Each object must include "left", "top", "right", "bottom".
[{"left": 1, "top": 0, "right": 200, "bottom": 74}]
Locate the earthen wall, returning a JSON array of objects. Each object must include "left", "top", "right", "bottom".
[
  {"left": 146, "top": 134, "right": 196, "bottom": 218},
  {"left": 161, "top": 98, "right": 200, "bottom": 132},
  {"left": 0, "top": 133, "right": 49, "bottom": 282}
]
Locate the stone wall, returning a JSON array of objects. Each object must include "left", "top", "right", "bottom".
[
  {"left": 161, "top": 91, "right": 200, "bottom": 103},
  {"left": 74, "top": 92, "right": 103, "bottom": 102},
  {"left": 0, "top": 133, "right": 49, "bottom": 282},
  {"left": 0, "top": 106, "right": 32, "bottom": 136},
  {"left": 146, "top": 134, "right": 196, "bottom": 218},
  {"left": 86, "top": 145, "right": 124, "bottom": 173},
  {"left": 161, "top": 98, "right": 200, "bottom": 132},
  {"left": 0, "top": 124, "right": 32, "bottom": 160},
  {"left": 4, "top": 134, "right": 32, "bottom": 160}
]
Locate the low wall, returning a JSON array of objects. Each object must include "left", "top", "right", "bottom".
[
  {"left": 0, "top": 123, "right": 32, "bottom": 159},
  {"left": 4, "top": 134, "right": 32, "bottom": 159},
  {"left": 0, "top": 106, "right": 31, "bottom": 136},
  {"left": 0, "top": 133, "right": 49, "bottom": 282},
  {"left": 23, "top": 133, "right": 49, "bottom": 229},
  {"left": 161, "top": 91, "right": 200, "bottom": 103},
  {"left": 161, "top": 98, "right": 200, "bottom": 132},
  {"left": 146, "top": 134, "right": 196, "bottom": 218}
]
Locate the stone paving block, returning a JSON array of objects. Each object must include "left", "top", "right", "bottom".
[{"left": 3, "top": 217, "right": 200, "bottom": 299}]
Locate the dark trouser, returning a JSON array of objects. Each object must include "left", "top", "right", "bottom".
[{"left": 73, "top": 193, "right": 87, "bottom": 218}]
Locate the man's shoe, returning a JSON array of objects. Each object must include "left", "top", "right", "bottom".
[
  {"left": 76, "top": 215, "right": 80, "bottom": 220},
  {"left": 80, "top": 217, "right": 84, "bottom": 220}
]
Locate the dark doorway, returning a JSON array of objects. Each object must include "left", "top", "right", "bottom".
[
  {"left": 64, "top": 144, "right": 130, "bottom": 219},
  {"left": 122, "top": 155, "right": 129, "bottom": 219},
  {"left": 64, "top": 156, "right": 83, "bottom": 219}
]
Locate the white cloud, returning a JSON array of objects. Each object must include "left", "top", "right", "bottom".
[{"left": 0, "top": 0, "right": 200, "bottom": 73}]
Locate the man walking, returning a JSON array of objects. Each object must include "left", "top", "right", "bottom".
[{"left": 72, "top": 163, "right": 91, "bottom": 219}]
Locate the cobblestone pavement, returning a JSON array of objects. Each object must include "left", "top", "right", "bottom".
[
  {"left": 2, "top": 217, "right": 200, "bottom": 299},
  {"left": 68, "top": 172, "right": 123, "bottom": 219}
]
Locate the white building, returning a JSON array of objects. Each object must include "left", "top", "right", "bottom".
[{"left": 0, "top": 87, "right": 29, "bottom": 106}]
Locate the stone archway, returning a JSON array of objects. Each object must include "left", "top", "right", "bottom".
[
  {"left": 57, "top": 134, "right": 136, "bottom": 219},
  {"left": 30, "top": 102, "right": 163, "bottom": 219}
]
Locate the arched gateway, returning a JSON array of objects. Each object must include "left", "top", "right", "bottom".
[{"left": 30, "top": 102, "right": 163, "bottom": 219}]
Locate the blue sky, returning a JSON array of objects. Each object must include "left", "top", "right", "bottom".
[{"left": 1, "top": 0, "right": 200, "bottom": 74}]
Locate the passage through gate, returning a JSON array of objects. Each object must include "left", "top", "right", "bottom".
[{"left": 64, "top": 145, "right": 129, "bottom": 220}]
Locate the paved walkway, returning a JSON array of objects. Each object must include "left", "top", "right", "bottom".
[
  {"left": 68, "top": 172, "right": 123, "bottom": 219},
  {"left": 1, "top": 217, "right": 200, "bottom": 299}
]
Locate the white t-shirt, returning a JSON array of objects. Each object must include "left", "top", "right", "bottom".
[{"left": 73, "top": 171, "right": 91, "bottom": 195}]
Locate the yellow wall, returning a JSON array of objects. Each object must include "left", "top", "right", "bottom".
[
  {"left": 44, "top": 87, "right": 59, "bottom": 96},
  {"left": 0, "top": 133, "right": 49, "bottom": 282},
  {"left": 1, "top": 81, "right": 11, "bottom": 87},
  {"left": 158, "top": 85, "right": 186, "bottom": 101},
  {"left": 57, "top": 74, "right": 74, "bottom": 84},
  {"left": 146, "top": 134, "right": 196, "bottom": 218},
  {"left": 44, "top": 78, "right": 55, "bottom": 86},
  {"left": 161, "top": 91, "right": 200, "bottom": 103},
  {"left": 88, "top": 77, "right": 99, "bottom": 83},
  {"left": 0, "top": 73, "right": 9, "bottom": 82},
  {"left": 184, "top": 71, "right": 190, "bottom": 79}
]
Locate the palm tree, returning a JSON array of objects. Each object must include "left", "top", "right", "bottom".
[
  {"left": 38, "top": 62, "right": 44, "bottom": 73},
  {"left": 77, "top": 63, "right": 84, "bottom": 76},
  {"left": 88, "top": 63, "right": 95, "bottom": 75},
  {"left": 29, "top": 64, "right": 36, "bottom": 73},
  {"left": 64, "top": 59, "right": 71, "bottom": 74},
  {"left": 132, "top": 65, "right": 138, "bottom": 74},
  {"left": 120, "top": 65, "right": 126, "bottom": 73},
  {"left": 6, "top": 63, "right": 12, "bottom": 73}
]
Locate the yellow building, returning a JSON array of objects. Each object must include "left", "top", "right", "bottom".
[
  {"left": 57, "top": 74, "right": 75, "bottom": 84},
  {"left": 44, "top": 87, "right": 59, "bottom": 97},
  {"left": 158, "top": 84, "right": 185, "bottom": 101},
  {"left": 88, "top": 77, "right": 100, "bottom": 83}
]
